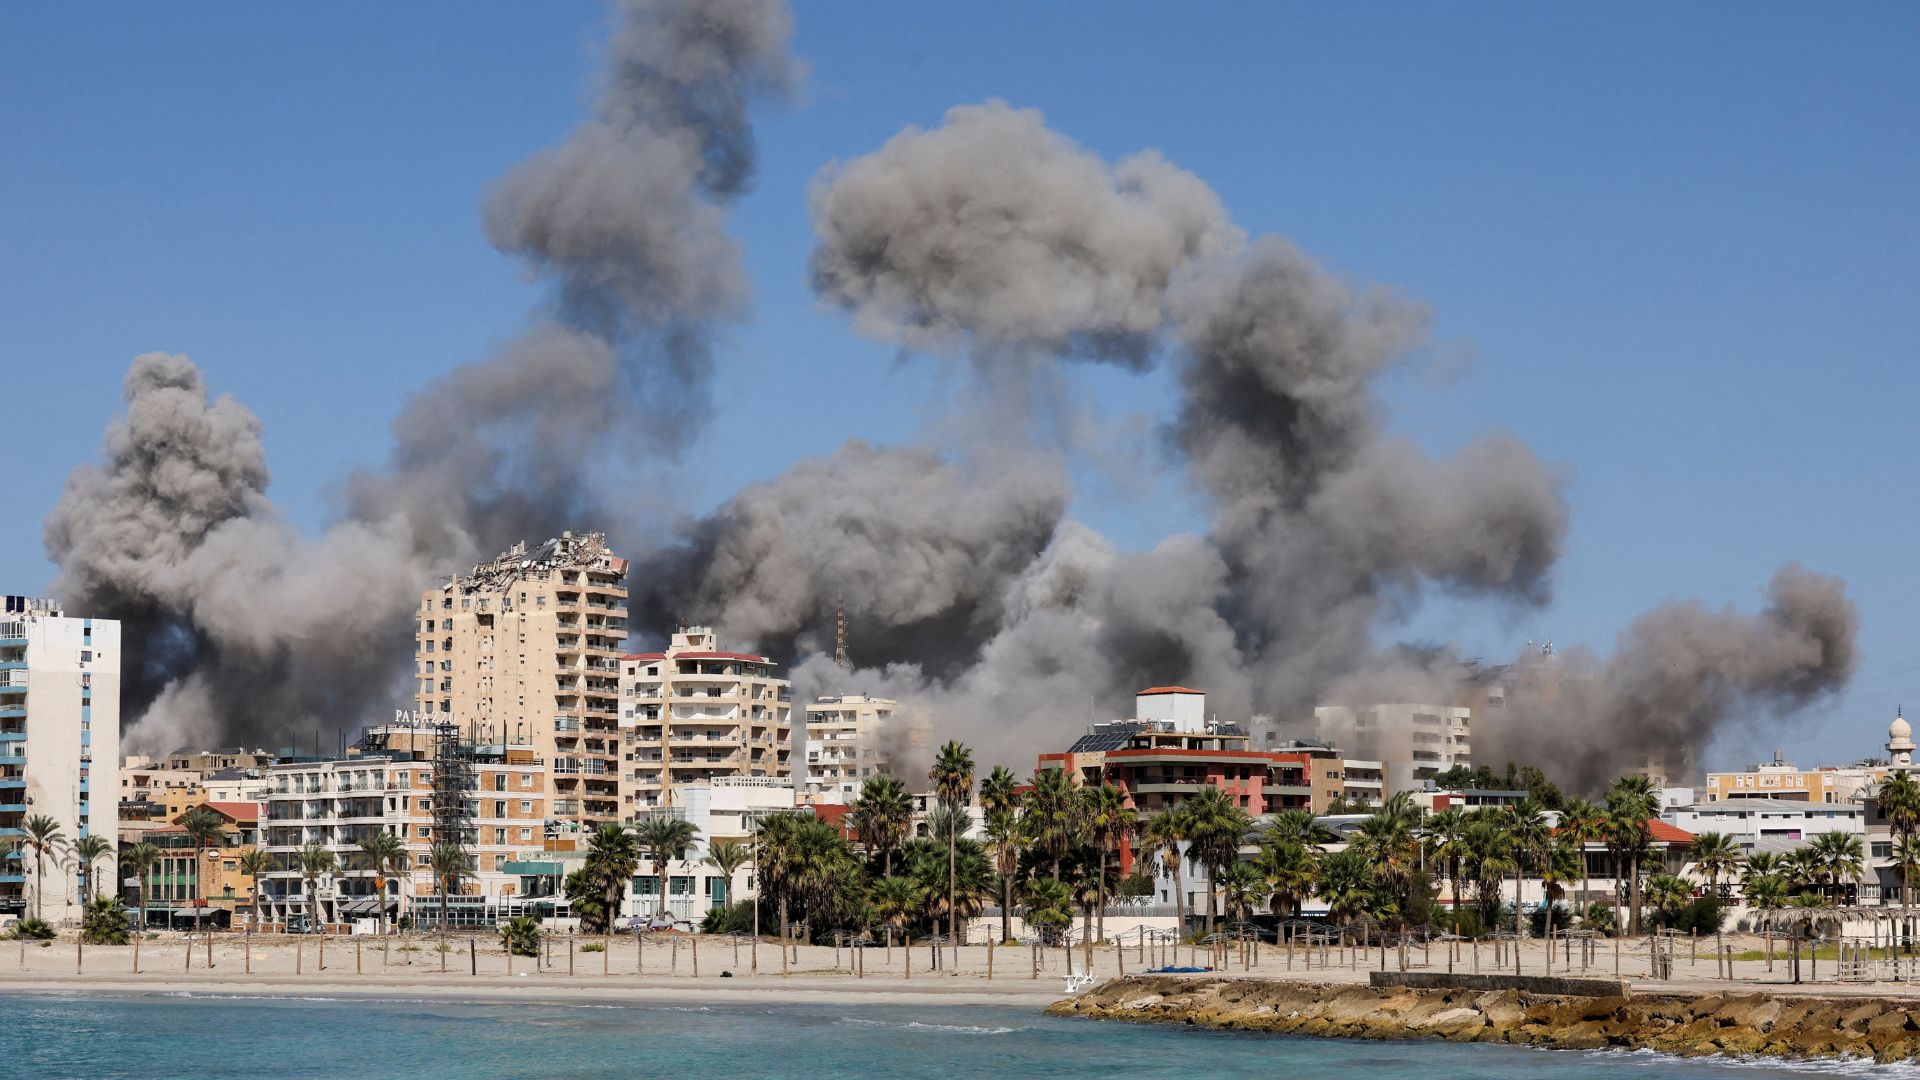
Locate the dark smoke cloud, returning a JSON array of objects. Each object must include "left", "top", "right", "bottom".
[{"left": 47, "top": 0, "right": 796, "bottom": 752}]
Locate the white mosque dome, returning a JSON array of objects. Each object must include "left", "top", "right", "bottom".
[{"left": 1894, "top": 713, "right": 1913, "bottom": 741}]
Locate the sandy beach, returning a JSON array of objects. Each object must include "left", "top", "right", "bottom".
[{"left": 9, "top": 929, "right": 1920, "bottom": 1005}]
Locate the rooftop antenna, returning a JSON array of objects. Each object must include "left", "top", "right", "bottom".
[{"left": 833, "top": 595, "right": 850, "bottom": 670}]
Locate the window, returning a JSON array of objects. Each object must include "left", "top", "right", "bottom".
[
  {"left": 520, "top": 801, "right": 532, "bottom": 814},
  {"left": 519, "top": 827, "right": 532, "bottom": 841}
]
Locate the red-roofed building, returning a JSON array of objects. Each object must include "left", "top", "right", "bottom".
[
  {"left": 620, "top": 626, "right": 793, "bottom": 812},
  {"left": 134, "top": 800, "right": 265, "bottom": 930},
  {"left": 1038, "top": 688, "right": 1313, "bottom": 874}
]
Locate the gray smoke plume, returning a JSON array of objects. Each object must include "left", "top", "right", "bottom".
[
  {"left": 47, "top": 0, "right": 796, "bottom": 752},
  {"left": 653, "top": 101, "right": 1849, "bottom": 784},
  {"left": 1480, "top": 564, "right": 1858, "bottom": 792},
  {"left": 809, "top": 100, "right": 1240, "bottom": 366}
]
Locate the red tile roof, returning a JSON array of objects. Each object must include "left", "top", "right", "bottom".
[
  {"left": 1137, "top": 686, "right": 1203, "bottom": 696},
  {"left": 621, "top": 652, "right": 666, "bottom": 662},
  {"left": 1648, "top": 819, "right": 1695, "bottom": 845},
  {"left": 676, "top": 651, "right": 775, "bottom": 664}
]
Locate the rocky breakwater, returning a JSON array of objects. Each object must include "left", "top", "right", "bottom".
[{"left": 1046, "top": 976, "right": 1920, "bottom": 1063}]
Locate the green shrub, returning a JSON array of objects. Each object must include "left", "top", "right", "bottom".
[
  {"left": 1582, "top": 903, "right": 1617, "bottom": 934},
  {"left": 499, "top": 915, "right": 542, "bottom": 957},
  {"left": 580, "top": 941, "right": 605, "bottom": 953},
  {"left": 81, "top": 898, "right": 130, "bottom": 945},
  {"left": 9, "top": 917, "right": 54, "bottom": 941},
  {"left": 1527, "top": 902, "right": 1571, "bottom": 938},
  {"left": 701, "top": 900, "right": 756, "bottom": 936}
]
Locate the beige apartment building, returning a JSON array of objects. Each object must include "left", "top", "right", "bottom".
[
  {"left": 803, "top": 694, "right": 902, "bottom": 803},
  {"left": 259, "top": 731, "right": 550, "bottom": 928},
  {"left": 619, "top": 627, "right": 792, "bottom": 813},
  {"left": 1314, "top": 703, "right": 1472, "bottom": 795},
  {"left": 414, "top": 532, "right": 628, "bottom": 830}
]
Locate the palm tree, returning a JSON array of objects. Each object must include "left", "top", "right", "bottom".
[
  {"left": 1507, "top": 800, "right": 1552, "bottom": 954},
  {"left": 1140, "top": 806, "right": 1190, "bottom": 941},
  {"left": 704, "top": 839, "right": 751, "bottom": 909},
  {"left": 1540, "top": 838, "right": 1583, "bottom": 953},
  {"left": 1024, "top": 768, "right": 1080, "bottom": 881},
  {"left": 22, "top": 814, "right": 66, "bottom": 921},
  {"left": 869, "top": 875, "right": 922, "bottom": 968},
  {"left": 237, "top": 848, "right": 273, "bottom": 932},
  {"left": 427, "top": 842, "right": 473, "bottom": 933},
  {"left": 1605, "top": 776, "right": 1659, "bottom": 935},
  {"left": 1880, "top": 769, "right": 1920, "bottom": 843},
  {"left": 1219, "top": 860, "right": 1266, "bottom": 928},
  {"left": 632, "top": 819, "right": 694, "bottom": 921},
  {"left": 754, "top": 812, "right": 802, "bottom": 964},
  {"left": 1022, "top": 876, "right": 1074, "bottom": 972},
  {"left": 1465, "top": 815, "right": 1515, "bottom": 932},
  {"left": 121, "top": 841, "right": 161, "bottom": 933},
  {"left": 1316, "top": 848, "right": 1373, "bottom": 928},
  {"left": 1688, "top": 832, "right": 1741, "bottom": 900},
  {"left": 180, "top": 809, "right": 226, "bottom": 938},
  {"left": 1182, "top": 786, "right": 1251, "bottom": 944},
  {"left": 1355, "top": 809, "right": 1418, "bottom": 969},
  {"left": 980, "top": 766, "right": 1019, "bottom": 814},
  {"left": 1253, "top": 839, "right": 1317, "bottom": 920},
  {"left": 71, "top": 835, "right": 113, "bottom": 905},
  {"left": 297, "top": 841, "right": 338, "bottom": 931},
  {"left": 1645, "top": 872, "right": 1692, "bottom": 928},
  {"left": 1420, "top": 808, "right": 1470, "bottom": 928},
  {"left": 1082, "top": 782, "right": 1135, "bottom": 948},
  {"left": 929, "top": 740, "right": 975, "bottom": 963},
  {"left": 356, "top": 831, "right": 408, "bottom": 935},
  {"left": 848, "top": 774, "right": 912, "bottom": 877},
  {"left": 1809, "top": 830, "right": 1865, "bottom": 904},
  {"left": 984, "top": 805, "right": 1024, "bottom": 945},
  {"left": 1263, "top": 808, "right": 1337, "bottom": 851},
  {"left": 1554, "top": 797, "right": 1607, "bottom": 926},
  {"left": 1745, "top": 873, "right": 1788, "bottom": 967}
]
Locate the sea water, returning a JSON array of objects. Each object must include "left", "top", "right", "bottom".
[{"left": 2, "top": 993, "right": 1913, "bottom": 1079}]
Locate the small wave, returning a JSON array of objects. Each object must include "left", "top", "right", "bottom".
[
  {"left": 835, "top": 1017, "right": 1024, "bottom": 1035},
  {"left": 1559, "top": 1045, "right": 1920, "bottom": 1078}
]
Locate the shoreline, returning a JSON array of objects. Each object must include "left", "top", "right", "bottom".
[{"left": 0, "top": 974, "right": 1061, "bottom": 1008}]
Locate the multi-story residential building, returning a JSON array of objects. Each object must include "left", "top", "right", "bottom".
[
  {"left": 1313, "top": 703, "right": 1471, "bottom": 794},
  {"left": 165, "top": 747, "right": 276, "bottom": 774},
  {"left": 1273, "top": 739, "right": 1388, "bottom": 812},
  {"left": 1662, "top": 797, "right": 1868, "bottom": 856},
  {"left": 135, "top": 801, "right": 263, "bottom": 930},
  {"left": 619, "top": 627, "right": 792, "bottom": 812},
  {"left": 0, "top": 595, "right": 120, "bottom": 921},
  {"left": 258, "top": 729, "right": 550, "bottom": 929},
  {"left": 118, "top": 756, "right": 201, "bottom": 822},
  {"left": 1040, "top": 688, "right": 1313, "bottom": 875},
  {"left": 803, "top": 694, "right": 898, "bottom": 803},
  {"left": 414, "top": 532, "right": 629, "bottom": 831},
  {"left": 624, "top": 776, "right": 799, "bottom": 921}
]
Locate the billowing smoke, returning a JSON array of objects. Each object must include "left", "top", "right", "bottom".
[
  {"left": 1482, "top": 564, "right": 1858, "bottom": 792},
  {"left": 43, "top": 12, "right": 1856, "bottom": 784},
  {"left": 47, "top": 0, "right": 795, "bottom": 752},
  {"left": 647, "top": 100, "right": 1849, "bottom": 786}
]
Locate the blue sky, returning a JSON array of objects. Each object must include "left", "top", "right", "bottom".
[{"left": 3, "top": 3, "right": 1916, "bottom": 770}]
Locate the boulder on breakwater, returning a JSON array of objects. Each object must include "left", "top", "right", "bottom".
[{"left": 1045, "top": 976, "right": 1920, "bottom": 1063}]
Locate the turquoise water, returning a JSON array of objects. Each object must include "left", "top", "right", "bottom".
[{"left": 2, "top": 993, "right": 1911, "bottom": 1079}]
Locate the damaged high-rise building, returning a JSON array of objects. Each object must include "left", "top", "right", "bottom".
[{"left": 413, "top": 532, "right": 629, "bottom": 832}]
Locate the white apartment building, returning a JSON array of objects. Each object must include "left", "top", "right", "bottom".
[
  {"left": 1313, "top": 703, "right": 1471, "bottom": 794},
  {"left": 1, "top": 596, "right": 120, "bottom": 922},
  {"left": 1662, "top": 798, "right": 1867, "bottom": 856},
  {"left": 626, "top": 776, "right": 798, "bottom": 921},
  {"left": 258, "top": 735, "right": 550, "bottom": 928},
  {"left": 803, "top": 694, "right": 900, "bottom": 803},
  {"left": 416, "top": 532, "right": 628, "bottom": 830},
  {"left": 619, "top": 627, "right": 792, "bottom": 813}
]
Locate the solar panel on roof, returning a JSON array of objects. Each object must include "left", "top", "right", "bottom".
[{"left": 1067, "top": 722, "right": 1148, "bottom": 753}]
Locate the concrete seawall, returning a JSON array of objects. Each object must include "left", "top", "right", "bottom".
[
  {"left": 1368, "top": 971, "right": 1630, "bottom": 997},
  {"left": 1047, "top": 976, "right": 1920, "bottom": 1063}
]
